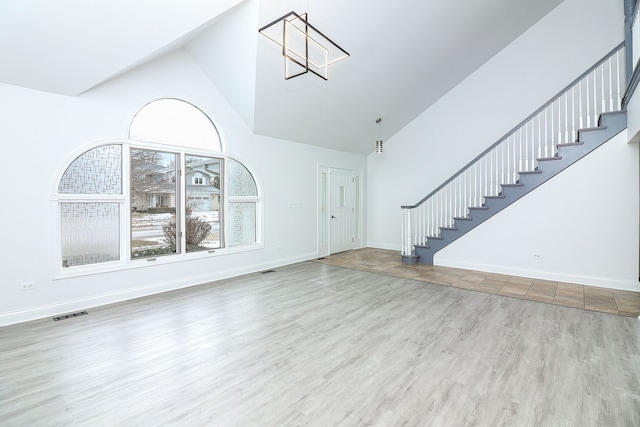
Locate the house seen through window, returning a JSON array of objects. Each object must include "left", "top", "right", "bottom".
[{"left": 57, "top": 98, "right": 260, "bottom": 269}]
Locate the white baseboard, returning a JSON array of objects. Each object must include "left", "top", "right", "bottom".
[
  {"left": 0, "top": 252, "right": 317, "bottom": 327},
  {"left": 366, "top": 242, "right": 402, "bottom": 252},
  {"left": 435, "top": 257, "right": 640, "bottom": 292}
]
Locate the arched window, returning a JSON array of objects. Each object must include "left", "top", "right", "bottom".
[{"left": 57, "top": 99, "right": 260, "bottom": 271}]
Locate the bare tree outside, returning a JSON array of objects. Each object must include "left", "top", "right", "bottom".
[
  {"left": 130, "top": 149, "right": 175, "bottom": 212},
  {"left": 162, "top": 207, "right": 212, "bottom": 251}
]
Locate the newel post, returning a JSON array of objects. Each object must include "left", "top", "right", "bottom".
[{"left": 401, "top": 207, "right": 420, "bottom": 264}]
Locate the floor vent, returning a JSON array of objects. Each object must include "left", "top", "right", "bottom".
[
  {"left": 261, "top": 269, "right": 276, "bottom": 274},
  {"left": 53, "top": 311, "right": 88, "bottom": 321}
]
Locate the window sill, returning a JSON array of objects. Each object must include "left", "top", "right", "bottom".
[{"left": 53, "top": 243, "right": 264, "bottom": 281}]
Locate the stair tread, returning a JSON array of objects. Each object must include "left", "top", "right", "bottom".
[
  {"left": 519, "top": 170, "right": 542, "bottom": 174},
  {"left": 557, "top": 142, "right": 584, "bottom": 147},
  {"left": 501, "top": 183, "right": 523, "bottom": 187},
  {"left": 484, "top": 195, "right": 505, "bottom": 199},
  {"left": 578, "top": 125, "right": 607, "bottom": 132},
  {"left": 426, "top": 236, "right": 443, "bottom": 240},
  {"left": 536, "top": 156, "right": 563, "bottom": 161},
  {"left": 453, "top": 216, "right": 473, "bottom": 221},
  {"left": 468, "top": 206, "right": 489, "bottom": 210},
  {"left": 440, "top": 227, "right": 457, "bottom": 230}
]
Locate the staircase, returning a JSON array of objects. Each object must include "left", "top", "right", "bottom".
[{"left": 401, "top": 43, "right": 627, "bottom": 264}]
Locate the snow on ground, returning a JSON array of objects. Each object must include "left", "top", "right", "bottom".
[
  {"left": 131, "top": 212, "right": 174, "bottom": 229},
  {"left": 131, "top": 211, "right": 219, "bottom": 229}
]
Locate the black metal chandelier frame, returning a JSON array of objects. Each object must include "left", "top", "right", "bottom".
[{"left": 258, "top": 11, "right": 350, "bottom": 80}]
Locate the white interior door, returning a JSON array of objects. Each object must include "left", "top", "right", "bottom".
[{"left": 329, "top": 168, "right": 356, "bottom": 254}]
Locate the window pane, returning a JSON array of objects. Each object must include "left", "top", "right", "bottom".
[
  {"left": 185, "top": 155, "right": 222, "bottom": 252},
  {"left": 130, "top": 149, "right": 178, "bottom": 259},
  {"left": 129, "top": 99, "right": 222, "bottom": 152},
  {"left": 59, "top": 145, "right": 122, "bottom": 194},
  {"left": 228, "top": 202, "right": 256, "bottom": 246},
  {"left": 228, "top": 159, "right": 257, "bottom": 197},
  {"left": 61, "top": 203, "right": 120, "bottom": 267}
]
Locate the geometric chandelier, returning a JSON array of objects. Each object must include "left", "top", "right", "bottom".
[{"left": 258, "top": 11, "right": 349, "bottom": 80}]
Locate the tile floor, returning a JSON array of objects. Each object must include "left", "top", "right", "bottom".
[{"left": 313, "top": 248, "right": 640, "bottom": 318}]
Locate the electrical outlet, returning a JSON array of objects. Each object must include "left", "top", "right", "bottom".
[
  {"left": 532, "top": 253, "right": 542, "bottom": 259},
  {"left": 20, "top": 282, "right": 36, "bottom": 291}
]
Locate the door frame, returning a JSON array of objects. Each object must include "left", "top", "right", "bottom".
[{"left": 317, "top": 165, "right": 363, "bottom": 257}]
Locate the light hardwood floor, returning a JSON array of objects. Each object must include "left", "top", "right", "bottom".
[{"left": 1, "top": 260, "right": 639, "bottom": 426}]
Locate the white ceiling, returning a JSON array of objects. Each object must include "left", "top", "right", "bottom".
[{"left": 0, "top": 0, "right": 564, "bottom": 154}]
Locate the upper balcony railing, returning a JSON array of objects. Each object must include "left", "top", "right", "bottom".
[
  {"left": 623, "top": 0, "right": 640, "bottom": 108},
  {"left": 633, "top": 2, "right": 640, "bottom": 66}
]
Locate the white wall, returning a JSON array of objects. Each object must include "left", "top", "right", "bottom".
[
  {"left": 367, "top": 0, "right": 638, "bottom": 290},
  {"left": 0, "top": 48, "right": 366, "bottom": 326}
]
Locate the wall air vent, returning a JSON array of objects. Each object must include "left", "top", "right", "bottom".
[{"left": 53, "top": 311, "right": 88, "bottom": 321}]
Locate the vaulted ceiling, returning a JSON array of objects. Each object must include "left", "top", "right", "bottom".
[{"left": 0, "top": 0, "right": 564, "bottom": 154}]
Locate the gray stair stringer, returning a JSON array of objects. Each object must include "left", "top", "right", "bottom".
[{"left": 413, "top": 111, "right": 627, "bottom": 264}]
